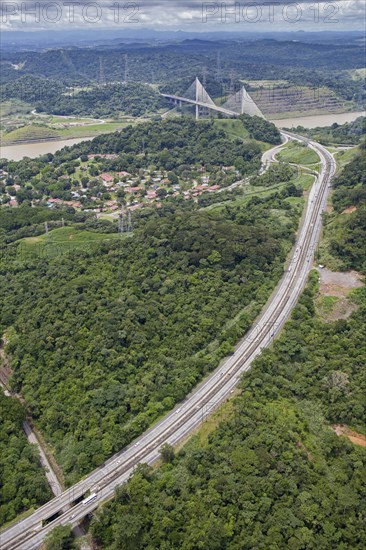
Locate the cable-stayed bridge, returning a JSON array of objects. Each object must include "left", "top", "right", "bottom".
[{"left": 161, "top": 77, "right": 265, "bottom": 119}]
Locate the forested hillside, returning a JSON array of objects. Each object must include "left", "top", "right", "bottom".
[
  {"left": 0, "top": 392, "right": 52, "bottom": 526},
  {"left": 88, "top": 148, "right": 366, "bottom": 549},
  {"left": 239, "top": 114, "right": 281, "bottom": 145},
  {"left": 2, "top": 40, "right": 364, "bottom": 106},
  {"left": 0, "top": 191, "right": 299, "bottom": 485},
  {"left": 82, "top": 117, "right": 268, "bottom": 167},
  {"left": 293, "top": 117, "right": 366, "bottom": 146},
  {"left": 0, "top": 205, "right": 92, "bottom": 243},
  {"left": 45, "top": 82, "right": 167, "bottom": 118},
  {"left": 1, "top": 118, "right": 275, "bottom": 186},
  {"left": 90, "top": 275, "right": 366, "bottom": 549},
  {"left": 0, "top": 118, "right": 279, "bottom": 207},
  {"left": 326, "top": 143, "right": 366, "bottom": 271},
  {"left": 0, "top": 77, "right": 167, "bottom": 118}
]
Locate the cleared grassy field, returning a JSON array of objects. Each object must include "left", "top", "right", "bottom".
[
  {"left": 333, "top": 147, "right": 359, "bottom": 172},
  {"left": 276, "top": 142, "right": 320, "bottom": 165},
  {"left": 17, "top": 226, "right": 129, "bottom": 260},
  {"left": 0, "top": 100, "right": 33, "bottom": 117},
  {"left": 206, "top": 173, "right": 313, "bottom": 212},
  {"left": 58, "top": 122, "right": 127, "bottom": 138},
  {"left": 214, "top": 119, "right": 249, "bottom": 140},
  {"left": 350, "top": 68, "right": 366, "bottom": 80},
  {"left": 47, "top": 115, "right": 101, "bottom": 124},
  {"left": 247, "top": 173, "right": 313, "bottom": 196},
  {"left": 1, "top": 125, "right": 61, "bottom": 144},
  {"left": 1, "top": 119, "right": 141, "bottom": 145}
]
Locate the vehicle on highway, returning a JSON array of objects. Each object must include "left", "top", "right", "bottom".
[{"left": 81, "top": 493, "right": 97, "bottom": 505}]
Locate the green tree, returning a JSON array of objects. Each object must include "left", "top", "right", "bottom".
[{"left": 44, "top": 525, "right": 75, "bottom": 550}]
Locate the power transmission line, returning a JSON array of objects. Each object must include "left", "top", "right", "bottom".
[
  {"left": 99, "top": 57, "right": 106, "bottom": 86},
  {"left": 216, "top": 51, "right": 222, "bottom": 82},
  {"left": 124, "top": 54, "right": 129, "bottom": 84}
]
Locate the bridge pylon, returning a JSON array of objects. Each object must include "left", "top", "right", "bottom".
[
  {"left": 222, "top": 85, "right": 265, "bottom": 118},
  {"left": 184, "top": 77, "right": 216, "bottom": 119}
]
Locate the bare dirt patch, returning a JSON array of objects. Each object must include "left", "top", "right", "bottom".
[
  {"left": 332, "top": 425, "right": 366, "bottom": 448},
  {"left": 316, "top": 268, "right": 364, "bottom": 321},
  {"left": 318, "top": 268, "right": 363, "bottom": 296},
  {"left": 317, "top": 296, "right": 358, "bottom": 322},
  {"left": 0, "top": 364, "right": 13, "bottom": 387},
  {"left": 341, "top": 205, "right": 357, "bottom": 215},
  {"left": 0, "top": 338, "right": 13, "bottom": 387}
]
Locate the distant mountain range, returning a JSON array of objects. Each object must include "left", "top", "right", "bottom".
[{"left": 1, "top": 29, "right": 365, "bottom": 51}]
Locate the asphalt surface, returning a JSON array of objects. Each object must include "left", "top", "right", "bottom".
[{"left": 0, "top": 131, "right": 336, "bottom": 550}]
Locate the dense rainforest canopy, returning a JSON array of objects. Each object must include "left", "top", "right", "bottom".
[
  {"left": 88, "top": 148, "right": 366, "bottom": 549},
  {"left": 328, "top": 143, "right": 366, "bottom": 271},
  {"left": 0, "top": 77, "right": 168, "bottom": 118},
  {"left": 0, "top": 190, "right": 300, "bottom": 485},
  {"left": 0, "top": 392, "right": 52, "bottom": 526}
]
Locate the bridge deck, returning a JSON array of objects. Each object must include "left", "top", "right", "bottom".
[{"left": 161, "top": 93, "right": 240, "bottom": 117}]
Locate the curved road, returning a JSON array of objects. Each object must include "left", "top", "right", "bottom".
[
  {"left": 260, "top": 133, "right": 290, "bottom": 173},
  {"left": 0, "top": 132, "right": 336, "bottom": 550}
]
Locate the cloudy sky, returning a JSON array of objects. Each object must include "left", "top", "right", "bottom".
[{"left": 1, "top": 0, "right": 365, "bottom": 32}]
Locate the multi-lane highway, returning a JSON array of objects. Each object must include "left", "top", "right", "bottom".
[{"left": 0, "top": 132, "right": 336, "bottom": 550}]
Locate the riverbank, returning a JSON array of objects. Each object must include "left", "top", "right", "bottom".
[
  {"left": 1, "top": 111, "right": 364, "bottom": 161},
  {"left": 273, "top": 110, "right": 365, "bottom": 129},
  {"left": 0, "top": 137, "right": 94, "bottom": 161}
]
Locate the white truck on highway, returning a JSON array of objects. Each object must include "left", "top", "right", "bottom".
[{"left": 81, "top": 493, "right": 97, "bottom": 505}]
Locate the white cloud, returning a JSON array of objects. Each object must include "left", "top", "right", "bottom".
[{"left": 0, "top": 0, "right": 365, "bottom": 31}]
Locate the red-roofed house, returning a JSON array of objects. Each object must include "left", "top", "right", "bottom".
[
  {"left": 117, "top": 171, "right": 131, "bottom": 177},
  {"left": 100, "top": 173, "right": 114, "bottom": 182},
  {"left": 47, "top": 198, "right": 63, "bottom": 205},
  {"left": 128, "top": 204, "right": 142, "bottom": 211},
  {"left": 126, "top": 186, "right": 143, "bottom": 194},
  {"left": 64, "top": 201, "right": 82, "bottom": 208}
]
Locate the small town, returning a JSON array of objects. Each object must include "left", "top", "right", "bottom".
[{"left": 0, "top": 153, "right": 238, "bottom": 213}]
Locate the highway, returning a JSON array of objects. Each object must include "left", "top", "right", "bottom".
[{"left": 0, "top": 131, "right": 336, "bottom": 550}]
